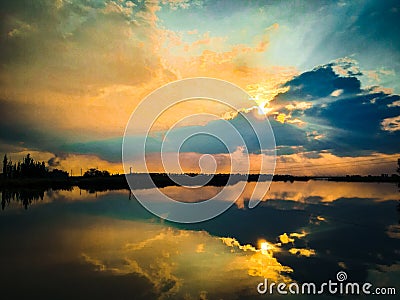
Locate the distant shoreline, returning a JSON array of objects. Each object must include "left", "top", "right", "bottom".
[{"left": 0, "top": 173, "right": 399, "bottom": 190}]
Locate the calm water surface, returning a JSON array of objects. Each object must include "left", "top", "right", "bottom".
[{"left": 1, "top": 181, "right": 399, "bottom": 299}]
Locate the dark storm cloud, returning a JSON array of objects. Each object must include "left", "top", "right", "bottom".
[
  {"left": 0, "top": 99, "right": 64, "bottom": 153},
  {"left": 63, "top": 137, "right": 123, "bottom": 163},
  {"left": 0, "top": 98, "right": 109, "bottom": 160},
  {"left": 278, "top": 63, "right": 361, "bottom": 101},
  {"left": 0, "top": 96, "right": 122, "bottom": 163},
  {"left": 57, "top": 112, "right": 268, "bottom": 162},
  {"left": 270, "top": 60, "right": 400, "bottom": 156}
]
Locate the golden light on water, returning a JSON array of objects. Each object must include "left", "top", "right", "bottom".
[
  {"left": 259, "top": 240, "right": 275, "bottom": 254},
  {"left": 260, "top": 242, "right": 269, "bottom": 251}
]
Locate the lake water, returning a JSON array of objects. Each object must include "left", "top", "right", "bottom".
[{"left": 1, "top": 181, "right": 399, "bottom": 299}]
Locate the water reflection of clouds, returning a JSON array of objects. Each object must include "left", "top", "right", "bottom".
[
  {"left": 386, "top": 224, "right": 400, "bottom": 239},
  {"left": 76, "top": 219, "right": 318, "bottom": 298},
  {"left": 1, "top": 181, "right": 399, "bottom": 298},
  {"left": 76, "top": 219, "right": 293, "bottom": 299},
  {"left": 45, "top": 187, "right": 127, "bottom": 202},
  {"left": 266, "top": 181, "right": 399, "bottom": 203},
  {"left": 2, "top": 181, "right": 398, "bottom": 212},
  {"left": 367, "top": 264, "right": 400, "bottom": 288},
  {"left": 133, "top": 180, "right": 400, "bottom": 209},
  {"left": 288, "top": 248, "right": 316, "bottom": 257}
]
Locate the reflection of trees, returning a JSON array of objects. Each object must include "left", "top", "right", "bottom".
[
  {"left": 0, "top": 185, "right": 129, "bottom": 210},
  {"left": 1, "top": 188, "right": 45, "bottom": 210}
]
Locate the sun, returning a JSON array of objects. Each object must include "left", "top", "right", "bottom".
[{"left": 260, "top": 242, "right": 270, "bottom": 251}]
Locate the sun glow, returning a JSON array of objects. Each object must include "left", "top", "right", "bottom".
[
  {"left": 260, "top": 242, "right": 269, "bottom": 251},
  {"left": 246, "top": 82, "right": 291, "bottom": 116},
  {"left": 259, "top": 240, "right": 274, "bottom": 254}
]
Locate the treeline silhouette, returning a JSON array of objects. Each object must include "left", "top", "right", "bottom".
[
  {"left": 2, "top": 154, "right": 68, "bottom": 179},
  {"left": 83, "top": 168, "right": 110, "bottom": 177}
]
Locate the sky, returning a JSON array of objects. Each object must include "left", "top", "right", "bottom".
[{"left": 1, "top": 0, "right": 400, "bottom": 175}]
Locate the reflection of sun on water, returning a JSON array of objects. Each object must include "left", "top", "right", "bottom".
[
  {"left": 260, "top": 241, "right": 269, "bottom": 252},
  {"left": 74, "top": 220, "right": 296, "bottom": 299},
  {"left": 258, "top": 240, "right": 276, "bottom": 254}
]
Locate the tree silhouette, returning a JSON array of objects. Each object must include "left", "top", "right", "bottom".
[
  {"left": 83, "top": 168, "right": 110, "bottom": 177},
  {"left": 1, "top": 153, "right": 68, "bottom": 179},
  {"left": 2, "top": 154, "right": 7, "bottom": 176}
]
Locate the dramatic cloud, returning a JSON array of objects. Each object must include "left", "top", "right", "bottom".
[
  {"left": 267, "top": 58, "right": 400, "bottom": 158},
  {"left": 14, "top": 58, "right": 397, "bottom": 175},
  {"left": 1, "top": 0, "right": 399, "bottom": 175}
]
